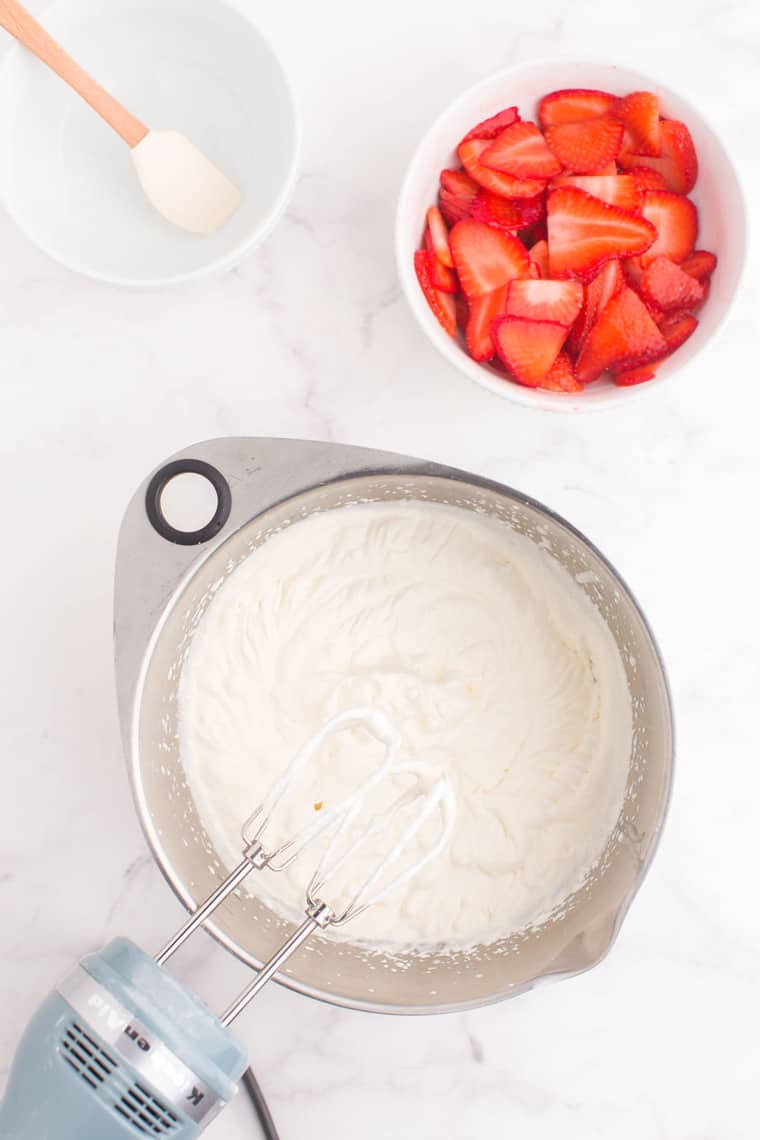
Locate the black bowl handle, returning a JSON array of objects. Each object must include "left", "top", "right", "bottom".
[{"left": 145, "top": 459, "right": 232, "bottom": 546}]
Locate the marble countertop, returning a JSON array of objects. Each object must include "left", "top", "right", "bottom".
[{"left": 1, "top": 0, "right": 758, "bottom": 1136}]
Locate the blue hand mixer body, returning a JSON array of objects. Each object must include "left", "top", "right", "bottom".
[
  {"left": 0, "top": 710, "right": 456, "bottom": 1138},
  {"left": 0, "top": 939, "right": 248, "bottom": 1139}
]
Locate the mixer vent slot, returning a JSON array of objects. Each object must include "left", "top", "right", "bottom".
[
  {"left": 60, "top": 1021, "right": 180, "bottom": 1135},
  {"left": 114, "top": 1081, "right": 180, "bottom": 1135},
  {"left": 61, "top": 1022, "right": 117, "bottom": 1088}
]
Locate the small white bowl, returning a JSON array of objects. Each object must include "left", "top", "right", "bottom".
[
  {"left": 0, "top": 0, "right": 300, "bottom": 286},
  {"left": 396, "top": 60, "right": 747, "bottom": 411}
]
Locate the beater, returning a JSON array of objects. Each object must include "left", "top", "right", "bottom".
[{"left": 0, "top": 709, "right": 455, "bottom": 1139}]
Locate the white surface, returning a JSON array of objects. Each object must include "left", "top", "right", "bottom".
[
  {"left": 179, "top": 500, "right": 632, "bottom": 949},
  {"left": 0, "top": 0, "right": 757, "bottom": 1136},
  {"left": 0, "top": 0, "right": 298, "bottom": 283},
  {"left": 396, "top": 60, "right": 747, "bottom": 411}
]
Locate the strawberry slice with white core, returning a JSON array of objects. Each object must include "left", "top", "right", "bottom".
[
  {"left": 538, "top": 88, "right": 620, "bottom": 128},
  {"left": 639, "top": 190, "right": 698, "bottom": 264},
  {"left": 616, "top": 92, "right": 661, "bottom": 156},
  {"left": 426, "top": 206, "right": 453, "bottom": 267},
  {"left": 414, "top": 250, "right": 456, "bottom": 336},
  {"left": 594, "top": 258, "right": 624, "bottom": 313},
  {"left": 618, "top": 119, "right": 698, "bottom": 194},
  {"left": 461, "top": 106, "right": 520, "bottom": 143},
  {"left": 491, "top": 316, "right": 569, "bottom": 386},
  {"left": 549, "top": 174, "right": 640, "bottom": 213},
  {"left": 459, "top": 139, "right": 546, "bottom": 199},
  {"left": 506, "top": 278, "right": 583, "bottom": 326},
  {"left": 575, "top": 285, "right": 668, "bottom": 382},
  {"left": 424, "top": 229, "right": 458, "bottom": 292},
  {"left": 481, "top": 121, "right": 562, "bottom": 180},
  {"left": 544, "top": 118, "right": 624, "bottom": 174},
  {"left": 466, "top": 285, "right": 509, "bottom": 361},
  {"left": 640, "top": 256, "right": 704, "bottom": 312},
  {"left": 547, "top": 187, "right": 656, "bottom": 280},
  {"left": 450, "top": 220, "right": 531, "bottom": 298}
]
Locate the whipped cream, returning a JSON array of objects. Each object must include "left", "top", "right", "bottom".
[{"left": 179, "top": 502, "right": 632, "bottom": 950}]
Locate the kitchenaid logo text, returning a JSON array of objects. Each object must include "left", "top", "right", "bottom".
[{"left": 86, "top": 992, "right": 205, "bottom": 1103}]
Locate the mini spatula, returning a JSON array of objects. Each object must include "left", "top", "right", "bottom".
[{"left": 0, "top": 0, "right": 242, "bottom": 235}]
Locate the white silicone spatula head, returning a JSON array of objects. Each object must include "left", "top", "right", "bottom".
[
  {"left": 131, "top": 131, "right": 242, "bottom": 235},
  {"left": 0, "top": 0, "right": 242, "bottom": 236}
]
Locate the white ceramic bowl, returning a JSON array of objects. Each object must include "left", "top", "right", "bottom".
[
  {"left": 396, "top": 60, "right": 747, "bottom": 412},
  {"left": 0, "top": 0, "right": 300, "bottom": 286}
]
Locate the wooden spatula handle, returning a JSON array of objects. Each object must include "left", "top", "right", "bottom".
[{"left": 0, "top": 0, "right": 148, "bottom": 147}]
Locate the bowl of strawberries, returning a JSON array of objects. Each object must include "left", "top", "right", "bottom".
[{"left": 396, "top": 60, "right": 746, "bottom": 409}]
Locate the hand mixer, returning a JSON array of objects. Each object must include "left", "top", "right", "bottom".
[{"left": 0, "top": 709, "right": 455, "bottom": 1139}]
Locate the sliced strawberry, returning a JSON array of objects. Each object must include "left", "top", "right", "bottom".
[
  {"left": 439, "top": 189, "right": 470, "bottom": 226},
  {"left": 595, "top": 163, "right": 619, "bottom": 175},
  {"left": 613, "top": 364, "right": 659, "bottom": 386},
  {"left": 424, "top": 230, "right": 458, "bottom": 292},
  {"left": 594, "top": 257, "right": 624, "bottom": 313},
  {"left": 529, "top": 239, "right": 550, "bottom": 278},
  {"left": 607, "top": 302, "right": 689, "bottom": 380},
  {"left": 461, "top": 106, "right": 520, "bottom": 144},
  {"left": 628, "top": 166, "right": 669, "bottom": 193},
  {"left": 469, "top": 189, "right": 544, "bottom": 232},
  {"left": 639, "top": 293, "right": 665, "bottom": 324},
  {"left": 491, "top": 316, "right": 569, "bottom": 386},
  {"left": 547, "top": 187, "right": 656, "bottom": 280},
  {"left": 506, "top": 278, "right": 583, "bottom": 326},
  {"left": 481, "top": 121, "right": 562, "bottom": 180},
  {"left": 576, "top": 285, "right": 668, "bottom": 382},
  {"left": 639, "top": 190, "right": 698, "bottom": 264},
  {"left": 469, "top": 191, "right": 524, "bottom": 231},
  {"left": 466, "top": 285, "right": 509, "bottom": 361},
  {"left": 550, "top": 173, "right": 639, "bottom": 212},
  {"left": 538, "top": 88, "right": 620, "bottom": 128},
  {"left": 440, "top": 168, "right": 479, "bottom": 201},
  {"left": 449, "top": 220, "right": 531, "bottom": 298},
  {"left": 565, "top": 259, "right": 623, "bottom": 358},
  {"left": 618, "top": 119, "right": 698, "bottom": 193},
  {"left": 528, "top": 262, "right": 540, "bottom": 279},
  {"left": 438, "top": 170, "right": 479, "bottom": 225},
  {"left": 659, "top": 310, "right": 698, "bottom": 351},
  {"left": 459, "top": 139, "right": 546, "bottom": 199},
  {"left": 616, "top": 92, "right": 661, "bottom": 157},
  {"left": 538, "top": 351, "right": 583, "bottom": 392},
  {"left": 565, "top": 286, "right": 595, "bottom": 359},
  {"left": 545, "top": 118, "right": 624, "bottom": 174},
  {"left": 680, "top": 249, "right": 717, "bottom": 282},
  {"left": 426, "top": 205, "right": 453, "bottom": 268},
  {"left": 622, "top": 256, "right": 644, "bottom": 290},
  {"left": 640, "top": 256, "right": 704, "bottom": 312},
  {"left": 454, "top": 291, "right": 469, "bottom": 331},
  {"left": 414, "top": 250, "right": 456, "bottom": 336}
]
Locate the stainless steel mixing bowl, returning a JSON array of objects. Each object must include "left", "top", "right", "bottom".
[{"left": 115, "top": 437, "right": 674, "bottom": 1014}]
